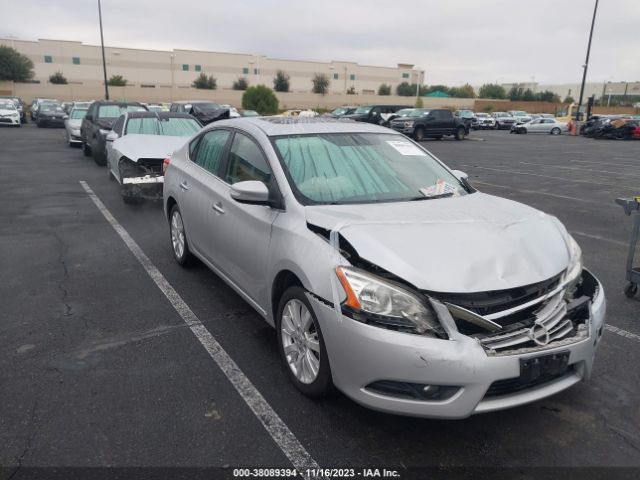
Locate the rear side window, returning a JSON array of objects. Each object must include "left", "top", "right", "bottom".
[
  {"left": 192, "top": 130, "right": 231, "bottom": 176},
  {"left": 224, "top": 133, "right": 271, "bottom": 185},
  {"left": 112, "top": 116, "right": 125, "bottom": 135}
]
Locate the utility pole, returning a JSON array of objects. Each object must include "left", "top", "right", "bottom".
[
  {"left": 98, "top": 0, "right": 109, "bottom": 100},
  {"left": 576, "top": 0, "right": 599, "bottom": 121}
]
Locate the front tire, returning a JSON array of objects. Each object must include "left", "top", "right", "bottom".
[
  {"left": 551, "top": 127, "right": 561, "bottom": 135},
  {"left": 413, "top": 127, "right": 425, "bottom": 142},
  {"left": 277, "top": 287, "right": 332, "bottom": 398},
  {"left": 169, "top": 205, "right": 193, "bottom": 266},
  {"left": 454, "top": 127, "right": 466, "bottom": 141},
  {"left": 82, "top": 141, "right": 92, "bottom": 157}
]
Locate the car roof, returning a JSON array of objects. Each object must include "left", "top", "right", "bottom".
[
  {"left": 210, "top": 117, "right": 397, "bottom": 137},
  {"left": 94, "top": 100, "right": 145, "bottom": 106},
  {"left": 171, "top": 100, "right": 217, "bottom": 104},
  {"left": 126, "top": 111, "right": 195, "bottom": 119}
]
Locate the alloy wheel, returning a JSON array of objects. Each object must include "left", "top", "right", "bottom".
[
  {"left": 171, "top": 211, "right": 185, "bottom": 260},
  {"left": 280, "top": 299, "right": 320, "bottom": 384}
]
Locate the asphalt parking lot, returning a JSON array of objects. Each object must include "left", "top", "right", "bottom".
[{"left": 1, "top": 124, "right": 639, "bottom": 479}]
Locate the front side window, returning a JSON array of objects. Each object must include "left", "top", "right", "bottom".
[
  {"left": 112, "top": 116, "right": 125, "bottom": 135},
  {"left": 70, "top": 109, "right": 87, "bottom": 120},
  {"left": 98, "top": 105, "right": 145, "bottom": 118},
  {"left": 274, "top": 133, "right": 467, "bottom": 205},
  {"left": 192, "top": 130, "right": 230, "bottom": 175},
  {"left": 224, "top": 133, "right": 271, "bottom": 185},
  {"left": 354, "top": 106, "right": 372, "bottom": 114}
]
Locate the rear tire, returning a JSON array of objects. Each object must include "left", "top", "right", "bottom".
[
  {"left": 276, "top": 286, "right": 332, "bottom": 398},
  {"left": 551, "top": 127, "right": 561, "bottom": 135},
  {"left": 169, "top": 205, "right": 194, "bottom": 266}
]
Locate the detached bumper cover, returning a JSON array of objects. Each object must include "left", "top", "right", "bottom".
[{"left": 310, "top": 272, "right": 605, "bottom": 419}]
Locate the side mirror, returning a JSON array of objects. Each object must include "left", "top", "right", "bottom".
[
  {"left": 230, "top": 180, "right": 270, "bottom": 205},
  {"left": 106, "top": 131, "right": 118, "bottom": 142},
  {"left": 451, "top": 169, "right": 468, "bottom": 181}
]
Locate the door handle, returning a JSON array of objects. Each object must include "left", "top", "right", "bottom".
[
  {"left": 212, "top": 202, "right": 225, "bottom": 214},
  {"left": 179, "top": 181, "right": 189, "bottom": 191}
]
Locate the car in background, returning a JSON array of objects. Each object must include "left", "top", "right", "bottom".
[
  {"left": 36, "top": 102, "right": 66, "bottom": 128},
  {"left": 344, "top": 104, "right": 411, "bottom": 125},
  {"left": 146, "top": 103, "right": 169, "bottom": 112},
  {"left": 492, "top": 112, "right": 518, "bottom": 130},
  {"left": 220, "top": 104, "right": 241, "bottom": 118},
  {"left": 0, "top": 99, "right": 21, "bottom": 127},
  {"left": 511, "top": 118, "right": 568, "bottom": 135},
  {"left": 64, "top": 107, "right": 88, "bottom": 146},
  {"left": 106, "top": 111, "right": 201, "bottom": 204},
  {"left": 62, "top": 102, "right": 73, "bottom": 114},
  {"left": 169, "top": 101, "right": 230, "bottom": 125},
  {"left": 454, "top": 110, "right": 475, "bottom": 131},
  {"left": 30, "top": 98, "right": 58, "bottom": 121},
  {"left": 329, "top": 106, "right": 357, "bottom": 118},
  {"left": 389, "top": 108, "right": 468, "bottom": 141},
  {"left": 241, "top": 110, "right": 259, "bottom": 117},
  {"left": 473, "top": 112, "right": 496, "bottom": 130},
  {"left": 162, "top": 116, "right": 605, "bottom": 418},
  {"left": 81, "top": 101, "right": 148, "bottom": 165},
  {"left": 508, "top": 110, "right": 533, "bottom": 124},
  {"left": 0, "top": 96, "right": 27, "bottom": 124},
  {"left": 540, "top": 113, "right": 555, "bottom": 119}
]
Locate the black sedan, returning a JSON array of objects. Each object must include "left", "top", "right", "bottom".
[{"left": 37, "top": 103, "right": 67, "bottom": 128}]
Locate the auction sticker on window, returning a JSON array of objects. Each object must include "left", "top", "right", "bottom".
[{"left": 386, "top": 140, "right": 427, "bottom": 156}]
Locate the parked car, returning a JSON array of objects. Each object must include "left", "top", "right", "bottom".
[
  {"left": 473, "top": 112, "right": 496, "bottom": 130},
  {"left": 145, "top": 103, "right": 167, "bottom": 113},
  {"left": 0, "top": 99, "right": 21, "bottom": 127},
  {"left": 508, "top": 110, "right": 533, "bottom": 124},
  {"left": 105, "top": 111, "right": 201, "bottom": 204},
  {"left": 0, "top": 96, "right": 27, "bottom": 123},
  {"left": 30, "top": 98, "right": 58, "bottom": 121},
  {"left": 329, "top": 106, "right": 357, "bottom": 118},
  {"left": 492, "top": 112, "right": 518, "bottom": 130},
  {"left": 389, "top": 108, "right": 468, "bottom": 141},
  {"left": 163, "top": 116, "right": 605, "bottom": 418},
  {"left": 344, "top": 104, "right": 411, "bottom": 125},
  {"left": 81, "top": 101, "right": 148, "bottom": 165},
  {"left": 454, "top": 109, "right": 475, "bottom": 131},
  {"left": 169, "top": 101, "right": 230, "bottom": 125},
  {"left": 64, "top": 107, "right": 88, "bottom": 146},
  {"left": 220, "top": 104, "right": 241, "bottom": 118},
  {"left": 36, "top": 102, "right": 66, "bottom": 128},
  {"left": 241, "top": 110, "right": 259, "bottom": 117},
  {"left": 511, "top": 118, "right": 568, "bottom": 135}
]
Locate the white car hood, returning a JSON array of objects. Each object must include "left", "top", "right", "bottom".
[
  {"left": 67, "top": 119, "right": 82, "bottom": 128},
  {"left": 112, "top": 134, "right": 188, "bottom": 161},
  {"left": 305, "top": 192, "right": 570, "bottom": 293},
  {"left": 0, "top": 108, "right": 17, "bottom": 115}
]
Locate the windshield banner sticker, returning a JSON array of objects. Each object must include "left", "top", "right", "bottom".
[{"left": 386, "top": 140, "right": 427, "bottom": 156}]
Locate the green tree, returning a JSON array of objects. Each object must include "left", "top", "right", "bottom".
[
  {"left": 449, "top": 83, "right": 475, "bottom": 98},
  {"left": 107, "top": 74, "right": 127, "bottom": 87},
  {"left": 0, "top": 45, "right": 34, "bottom": 82},
  {"left": 242, "top": 85, "right": 278, "bottom": 115},
  {"left": 273, "top": 70, "right": 290, "bottom": 92},
  {"left": 522, "top": 88, "right": 535, "bottom": 101},
  {"left": 378, "top": 83, "right": 391, "bottom": 95},
  {"left": 232, "top": 77, "right": 248, "bottom": 91},
  {"left": 191, "top": 73, "right": 216, "bottom": 90},
  {"left": 311, "top": 73, "right": 330, "bottom": 95},
  {"left": 396, "top": 82, "right": 416, "bottom": 96},
  {"left": 478, "top": 83, "right": 507, "bottom": 99},
  {"left": 508, "top": 86, "right": 523, "bottom": 101},
  {"left": 535, "top": 90, "right": 561, "bottom": 103},
  {"left": 563, "top": 95, "right": 575, "bottom": 104},
  {"left": 49, "top": 71, "right": 67, "bottom": 85}
]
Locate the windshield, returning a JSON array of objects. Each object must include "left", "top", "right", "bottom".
[
  {"left": 458, "top": 110, "right": 474, "bottom": 118},
  {"left": 0, "top": 102, "right": 16, "bottom": 110},
  {"left": 41, "top": 104, "right": 63, "bottom": 112},
  {"left": 125, "top": 117, "right": 200, "bottom": 136},
  {"left": 273, "top": 133, "right": 468, "bottom": 205},
  {"left": 395, "top": 108, "right": 429, "bottom": 118},
  {"left": 354, "top": 106, "right": 372, "bottom": 114},
  {"left": 512, "top": 111, "right": 527, "bottom": 116},
  {"left": 70, "top": 109, "right": 87, "bottom": 119},
  {"left": 98, "top": 105, "right": 146, "bottom": 118},
  {"left": 331, "top": 107, "right": 349, "bottom": 116},
  {"left": 192, "top": 102, "right": 220, "bottom": 112}
]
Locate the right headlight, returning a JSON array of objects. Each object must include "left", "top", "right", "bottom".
[
  {"left": 564, "top": 234, "right": 583, "bottom": 288},
  {"left": 335, "top": 266, "right": 445, "bottom": 337}
]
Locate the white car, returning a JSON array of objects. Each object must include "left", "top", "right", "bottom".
[
  {"left": 106, "top": 111, "right": 202, "bottom": 204},
  {"left": 511, "top": 118, "right": 569, "bottom": 135},
  {"left": 0, "top": 100, "right": 21, "bottom": 127},
  {"left": 508, "top": 110, "right": 533, "bottom": 124},
  {"left": 473, "top": 112, "right": 496, "bottom": 130},
  {"left": 64, "top": 108, "right": 88, "bottom": 146},
  {"left": 220, "top": 104, "right": 241, "bottom": 118}
]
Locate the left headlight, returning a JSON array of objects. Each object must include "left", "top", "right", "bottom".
[{"left": 335, "top": 266, "right": 445, "bottom": 337}]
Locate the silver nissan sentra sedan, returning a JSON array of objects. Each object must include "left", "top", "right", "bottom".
[{"left": 163, "top": 117, "right": 606, "bottom": 419}]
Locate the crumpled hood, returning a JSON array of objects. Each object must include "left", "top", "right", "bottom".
[
  {"left": 305, "top": 192, "right": 570, "bottom": 293},
  {"left": 112, "top": 134, "right": 188, "bottom": 161}
]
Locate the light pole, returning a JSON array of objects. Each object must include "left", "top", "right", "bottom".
[
  {"left": 98, "top": 0, "right": 109, "bottom": 100},
  {"left": 576, "top": 0, "right": 599, "bottom": 121}
]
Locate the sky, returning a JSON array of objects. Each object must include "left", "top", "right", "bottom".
[{"left": 1, "top": 0, "right": 638, "bottom": 86}]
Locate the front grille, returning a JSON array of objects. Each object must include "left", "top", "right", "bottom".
[
  {"left": 0, "top": 118, "right": 11, "bottom": 123},
  {"left": 485, "top": 365, "right": 574, "bottom": 397},
  {"left": 427, "top": 273, "right": 562, "bottom": 317}
]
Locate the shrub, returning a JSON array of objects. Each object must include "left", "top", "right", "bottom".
[
  {"left": 242, "top": 85, "right": 278, "bottom": 115},
  {"left": 396, "top": 82, "right": 415, "bottom": 96},
  {"left": 415, "top": 96, "right": 424, "bottom": 108},
  {"left": 563, "top": 95, "right": 575, "bottom": 104},
  {"left": 478, "top": 83, "right": 507, "bottom": 99},
  {"left": 378, "top": 84, "right": 391, "bottom": 95},
  {"left": 0, "top": 45, "right": 34, "bottom": 82},
  {"left": 311, "top": 73, "right": 330, "bottom": 95},
  {"left": 49, "top": 71, "right": 67, "bottom": 85},
  {"left": 232, "top": 77, "right": 248, "bottom": 91},
  {"left": 192, "top": 73, "right": 216, "bottom": 90},
  {"left": 273, "top": 70, "right": 290, "bottom": 92},
  {"left": 107, "top": 74, "right": 127, "bottom": 87}
]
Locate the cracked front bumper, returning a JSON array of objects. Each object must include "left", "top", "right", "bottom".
[{"left": 310, "top": 273, "right": 605, "bottom": 419}]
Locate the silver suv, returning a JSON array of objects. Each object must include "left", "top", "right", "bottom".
[{"left": 163, "top": 117, "right": 606, "bottom": 418}]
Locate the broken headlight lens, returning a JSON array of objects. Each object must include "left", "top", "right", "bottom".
[
  {"left": 335, "top": 266, "right": 444, "bottom": 337},
  {"left": 564, "top": 234, "right": 583, "bottom": 285}
]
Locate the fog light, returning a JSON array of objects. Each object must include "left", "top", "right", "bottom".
[{"left": 365, "top": 380, "right": 460, "bottom": 401}]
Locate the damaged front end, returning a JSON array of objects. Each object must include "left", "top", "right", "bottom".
[{"left": 119, "top": 157, "right": 165, "bottom": 201}]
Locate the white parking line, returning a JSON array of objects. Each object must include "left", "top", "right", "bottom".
[
  {"left": 474, "top": 181, "right": 617, "bottom": 207},
  {"left": 571, "top": 231, "right": 628, "bottom": 247},
  {"left": 79, "top": 181, "right": 321, "bottom": 478},
  {"left": 605, "top": 325, "right": 640, "bottom": 344},
  {"left": 519, "top": 162, "right": 640, "bottom": 179},
  {"left": 570, "top": 158, "right": 639, "bottom": 169}
]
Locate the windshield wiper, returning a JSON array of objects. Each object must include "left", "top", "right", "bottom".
[{"left": 409, "top": 192, "right": 454, "bottom": 201}]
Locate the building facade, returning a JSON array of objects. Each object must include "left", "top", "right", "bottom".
[{"left": 0, "top": 38, "right": 424, "bottom": 95}]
